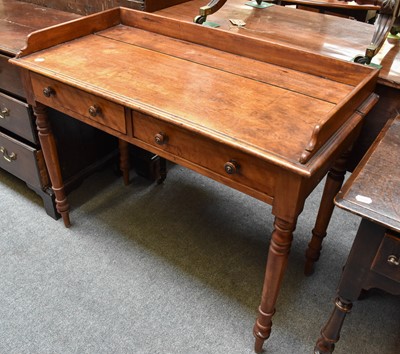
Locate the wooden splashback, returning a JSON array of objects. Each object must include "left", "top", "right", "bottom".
[{"left": 17, "top": 0, "right": 190, "bottom": 14}]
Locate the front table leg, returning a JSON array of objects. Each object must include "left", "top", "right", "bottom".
[
  {"left": 253, "top": 216, "right": 295, "bottom": 353},
  {"left": 34, "top": 103, "right": 70, "bottom": 227},
  {"left": 305, "top": 152, "right": 348, "bottom": 275}
]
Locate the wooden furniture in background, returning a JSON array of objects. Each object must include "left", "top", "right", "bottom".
[
  {"left": 276, "top": 0, "right": 379, "bottom": 21},
  {"left": 192, "top": 0, "right": 379, "bottom": 23},
  {"left": 0, "top": 0, "right": 116, "bottom": 218},
  {"left": 315, "top": 115, "right": 400, "bottom": 353},
  {"left": 10, "top": 7, "right": 379, "bottom": 351}
]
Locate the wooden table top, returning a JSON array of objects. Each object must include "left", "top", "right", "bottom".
[
  {"left": 11, "top": 8, "right": 378, "bottom": 175},
  {"left": 0, "top": 0, "right": 80, "bottom": 56},
  {"left": 277, "top": 0, "right": 379, "bottom": 10},
  {"left": 156, "top": 0, "right": 400, "bottom": 88},
  {"left": 335, "top": 115, "right": 400, "bottom": 232}
]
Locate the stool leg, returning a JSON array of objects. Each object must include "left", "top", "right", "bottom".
[{"left": 315, "top": 298, "right": 352, "bottom": 354}]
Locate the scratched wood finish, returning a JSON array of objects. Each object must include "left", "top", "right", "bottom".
[
  {"left": 17, "top": 0, "right": 190, "bottom": 13},
  {"left": 156, "top": 0, "right": 399, "bottom": 87},
  {"left": 157, "top": 0, "right": 376, "bottom": 59},
  {"left": 157, "top": 0, "right": 400, "bottom": 172},
  {"left": 14, "top": 8, "right": 379, "bottom": 168},
  {"left": 0, "top": 0, "right": 80, "bottom": 55}
]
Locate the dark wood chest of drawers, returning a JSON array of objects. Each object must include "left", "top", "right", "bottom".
[{"left": 0, "top": 0, "right": 117, "bottom": 218}]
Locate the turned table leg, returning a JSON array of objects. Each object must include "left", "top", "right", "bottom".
[
  {"left": 253, "top": 216, "right": 295, "bottom": 353},
  {"left": 118, "top": 139, "right": 130, "bottom": 186},
  {"left": 34, "top": 102, "right": 70, "bottom": 227},
  {"left": 314, "top": 298, "right": 352, "bottom": 354},
  {"left": 305, "top": 152, "right": 348, "bottom": 275}
]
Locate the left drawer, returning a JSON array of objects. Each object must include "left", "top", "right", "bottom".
[
  {"left": 0, "top": 54, "right": 24, "bottom": 98},
  {"left": 0, "top": 91, "right": 37, "bottom": 144},
  {"left": 30, "top": 72, "right": 127, "bottom": 134},
  {"left": 0, "top": 131, "right": 47, "bottom": 187}
]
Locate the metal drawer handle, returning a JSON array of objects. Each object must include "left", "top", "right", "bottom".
[
  {"left": 0, "top": 107, "right": 10, "bottom": 119},
  {"left": 387, "top": 255, "right": 399, "bottom": 266},
  {"left": 88, "top": 105, "right": 102, "bottom": 117},
  {"left": 154, "top": 132, "right": 168, "bottom": 145},
  {"left": 0, "top": 146, "right": 17, "bottom": 162},
  {"left": 224, "top": 160, "right": 239, "bottom": 175},
  {"left": 43, "top": 86, "right": 55, "bottom": 97}
]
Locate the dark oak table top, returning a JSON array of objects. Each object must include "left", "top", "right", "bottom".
[{"left": 335, "top": 115, "right": 400, "bottom": 232}]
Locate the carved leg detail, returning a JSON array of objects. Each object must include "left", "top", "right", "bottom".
[
  {"left": 34, "top": 103, "right": 70, "bottom": 227},
  {"left": 314, "top": 298, "right": 352, "bottom": 354},
  {"left": 119, "top": 139, "right": 130, "bottom": 186},
  {"left": 305, "top": 152, "right": 349, "bottom": 275},
  {"left": 253, "top": 217, "right": 295, "bottom": 353}
]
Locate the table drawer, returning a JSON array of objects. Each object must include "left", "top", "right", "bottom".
[
  {"left": 0, "top": 92, "right": 37, "bottom": 144},
  {"left": 0, "top": 131, "right": 48, "bottom": 188},
  {"left": 0, "top": 54, "right": 25, "bottom": 98},
  {"left": 30, "top": 73, "right": 126, "bottom": 134},
  {"left": 372, "top": 232, "right": 400, "bottom": 283},
  {"left": 132, "top": 112, "right": 276, "bottom": 197}
]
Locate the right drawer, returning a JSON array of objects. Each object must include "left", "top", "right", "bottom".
[
  {"left": 0, "top": 91, "right": 37, "bottom": 144},
  {"left": 0, "top": 131, "right": 48, "bottom": 188},
  {"left": 132, "top": 112, "right": 276, "bottom": 198},
  {"left": 372, "top": 232, "right": 400, "bottom": 283}
]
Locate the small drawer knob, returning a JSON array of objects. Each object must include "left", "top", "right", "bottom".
[
  {"left": 43, "top": 86, "right": 55, "bottom": 97},
  {"left": 224, "top": 160, "right": 239, "bottom": 175},
  {"left": 0, "top": 107, "right": 10, "bottom": 119},
  {"left": 387, "top": 255, "right": 399, "bottom": 266},
  {"left": 0, "top": 146, "right": 17, "bottom": 162},
  {"left": 154, "top": 132, "right": 168, "bottom": 145},
  {"left": 88, "top": 105, "right": 102, "bottom": 117}
]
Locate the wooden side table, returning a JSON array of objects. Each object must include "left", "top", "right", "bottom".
[{"left": 315, "top": 115, "right": 400, "bottom": 353}]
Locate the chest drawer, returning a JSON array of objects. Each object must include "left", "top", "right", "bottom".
[
  {"left": 372, "top": 232, "right": 400, "bottom": 283},
  {"left": 0, "top": 131, "right": 48, "bottom": 188},
  {"left": 132, "top": 112, "right": 276, "bottom": 199},
  {"left": 0, "top": 54, "right": 25, "bottom": 98},
  {"left": 0, "top": 92, "right": 37, "bottom": 144},
  {"left": 30, "top": 73, "right": 126, "bottom": 134}
]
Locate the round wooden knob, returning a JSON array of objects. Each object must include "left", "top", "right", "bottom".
[
  {"left": 88, "top": 105, "right": 101, "bottom": 117},
  {"left": 43, "top": 86, "right": 55, "bottom": 97},
  {"left": 224, "top": 160, "right": 239, "bottom": 175},
  {"left": 154, "top": 132, "right": 168, "bottom": 145}
]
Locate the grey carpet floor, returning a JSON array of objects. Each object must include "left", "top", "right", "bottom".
[{"left": 0, "top": 164, "right": 399, "bottom": 354}]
